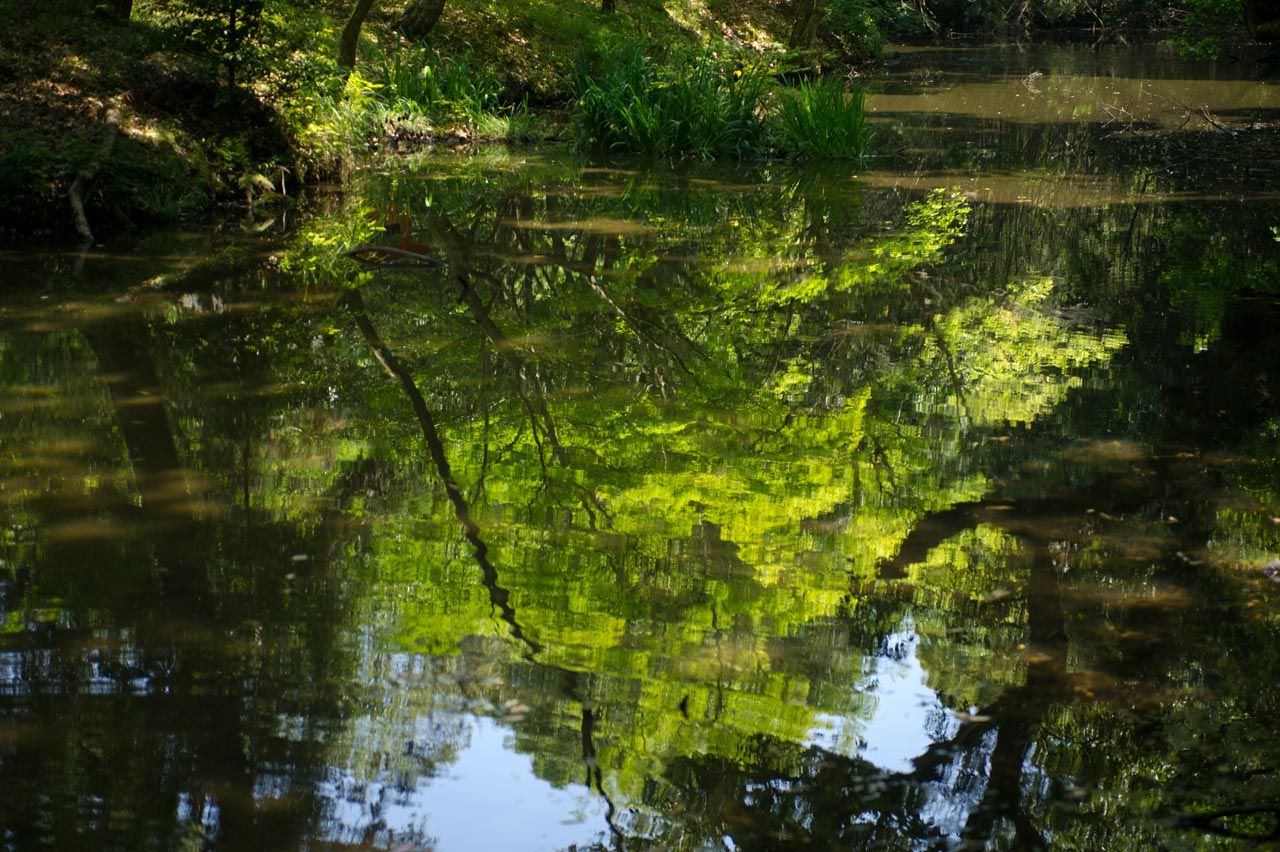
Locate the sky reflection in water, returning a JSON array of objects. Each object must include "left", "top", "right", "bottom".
[{"left": 322, "top": 716, "right": 610, "bottom": 851}]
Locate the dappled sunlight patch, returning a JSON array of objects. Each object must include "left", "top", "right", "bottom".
[
  {"left": 490, "top": 330, "right": 563, "bottom": 357},
  {"left": 711, "top": 254, "right": 804, "bottom": 277},
  {"left": 41, "top": 517, "right": 135, "bottom": 544},
  {"left": 1063, "top": 580, "right": 1195, "bottom": 616}
]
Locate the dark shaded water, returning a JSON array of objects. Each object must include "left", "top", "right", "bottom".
[{"left": 3, "top": 43, "right": 1280, "bottom": 851}]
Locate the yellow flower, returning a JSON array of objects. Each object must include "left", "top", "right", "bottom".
[
  {"left": 730, "top": 218, "right": 740, "bottom": 228},
  {"left": 733, "top": 69, "right": 742, "bottom": 78}
]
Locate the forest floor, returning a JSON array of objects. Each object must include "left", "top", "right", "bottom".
[
  {"left": 1, "top": 0, "right": 1276, "bottom": 242},
  {"left": 426, "top": 0, "right": 795, "bottom": 103},
  {"left": 0, "top": 0, "right": 797, "bottom": 240}
]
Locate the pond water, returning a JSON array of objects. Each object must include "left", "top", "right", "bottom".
[{"left": 3, "top": 42, "right": 1280, "bottom": 851}]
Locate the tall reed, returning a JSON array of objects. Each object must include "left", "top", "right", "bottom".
[
  {"left": 374, "top": 45, "right": 499, "bottom": 120},
  {"left": 773, "top": 77, "right": 873, "bottom": 159},
  {"left": 571, "top": 44, "right": 768, "bottom": 159}
]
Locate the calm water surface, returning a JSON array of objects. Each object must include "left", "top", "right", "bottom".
[{"left": 3, "top": 42, "right": 1280, "bottom": 851}]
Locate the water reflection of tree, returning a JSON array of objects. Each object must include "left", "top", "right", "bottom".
[
  {"left": 362, "top": 163, "right": 1280, "bottom": 850},
  {"left": 318, "top": 163, "right": 1146, "bottom": 850},
  {"left": 5, "top": 156, "right": 1280, "bottom": 851},
  {"left": 0, "top": 281, "right": 454, "bottom": 849}
]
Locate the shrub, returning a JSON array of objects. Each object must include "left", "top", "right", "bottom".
[
  {"left": 772, "top": 77, "right": 872, "bottom": 159},
  {"left": 1169, "top": 0, "right": 1246, "bottom": 57},
  {"left": 145, "top": 0, "right": 272, "bottom": 90},
  {"left": 822, "top": 0, "right": 888, "bottom": 61},
  {"left": 0, "top": 132, "right": 60, "bottom": 230}
]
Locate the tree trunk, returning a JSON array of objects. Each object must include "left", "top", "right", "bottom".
[
  {"left": 68, "top": 103, "right": 121, "bottom": 246},
  {"left": 787, "top": 0, "right": 826, "bottom": 51},
  {"left": 601, "top": 0, "right": 615, "bottom": 12},
  {"left": 109, "top": 0, "right": 133, "bottom": 18},
  {"left": 339, "top": 0, "right": 378, "bottom": 69},
  {"left": 397, "top": 0, "right": 447, "bottom": 41}
]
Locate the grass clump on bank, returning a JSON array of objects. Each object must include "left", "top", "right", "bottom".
[
  {"left": 773, "top": 77, "right": 873, "bottom": 159},
  {"left": 571, "top": 44, "right": 770, "bottom": 159},
  {"left": 300, "top": 44, "right": 527, "bottom": 170},
  {"left": 371, "top": 46, "right": 499, "bottom": 121},
  {"left": 570, "top": 42, "right": 874, "bottom": 160}
]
